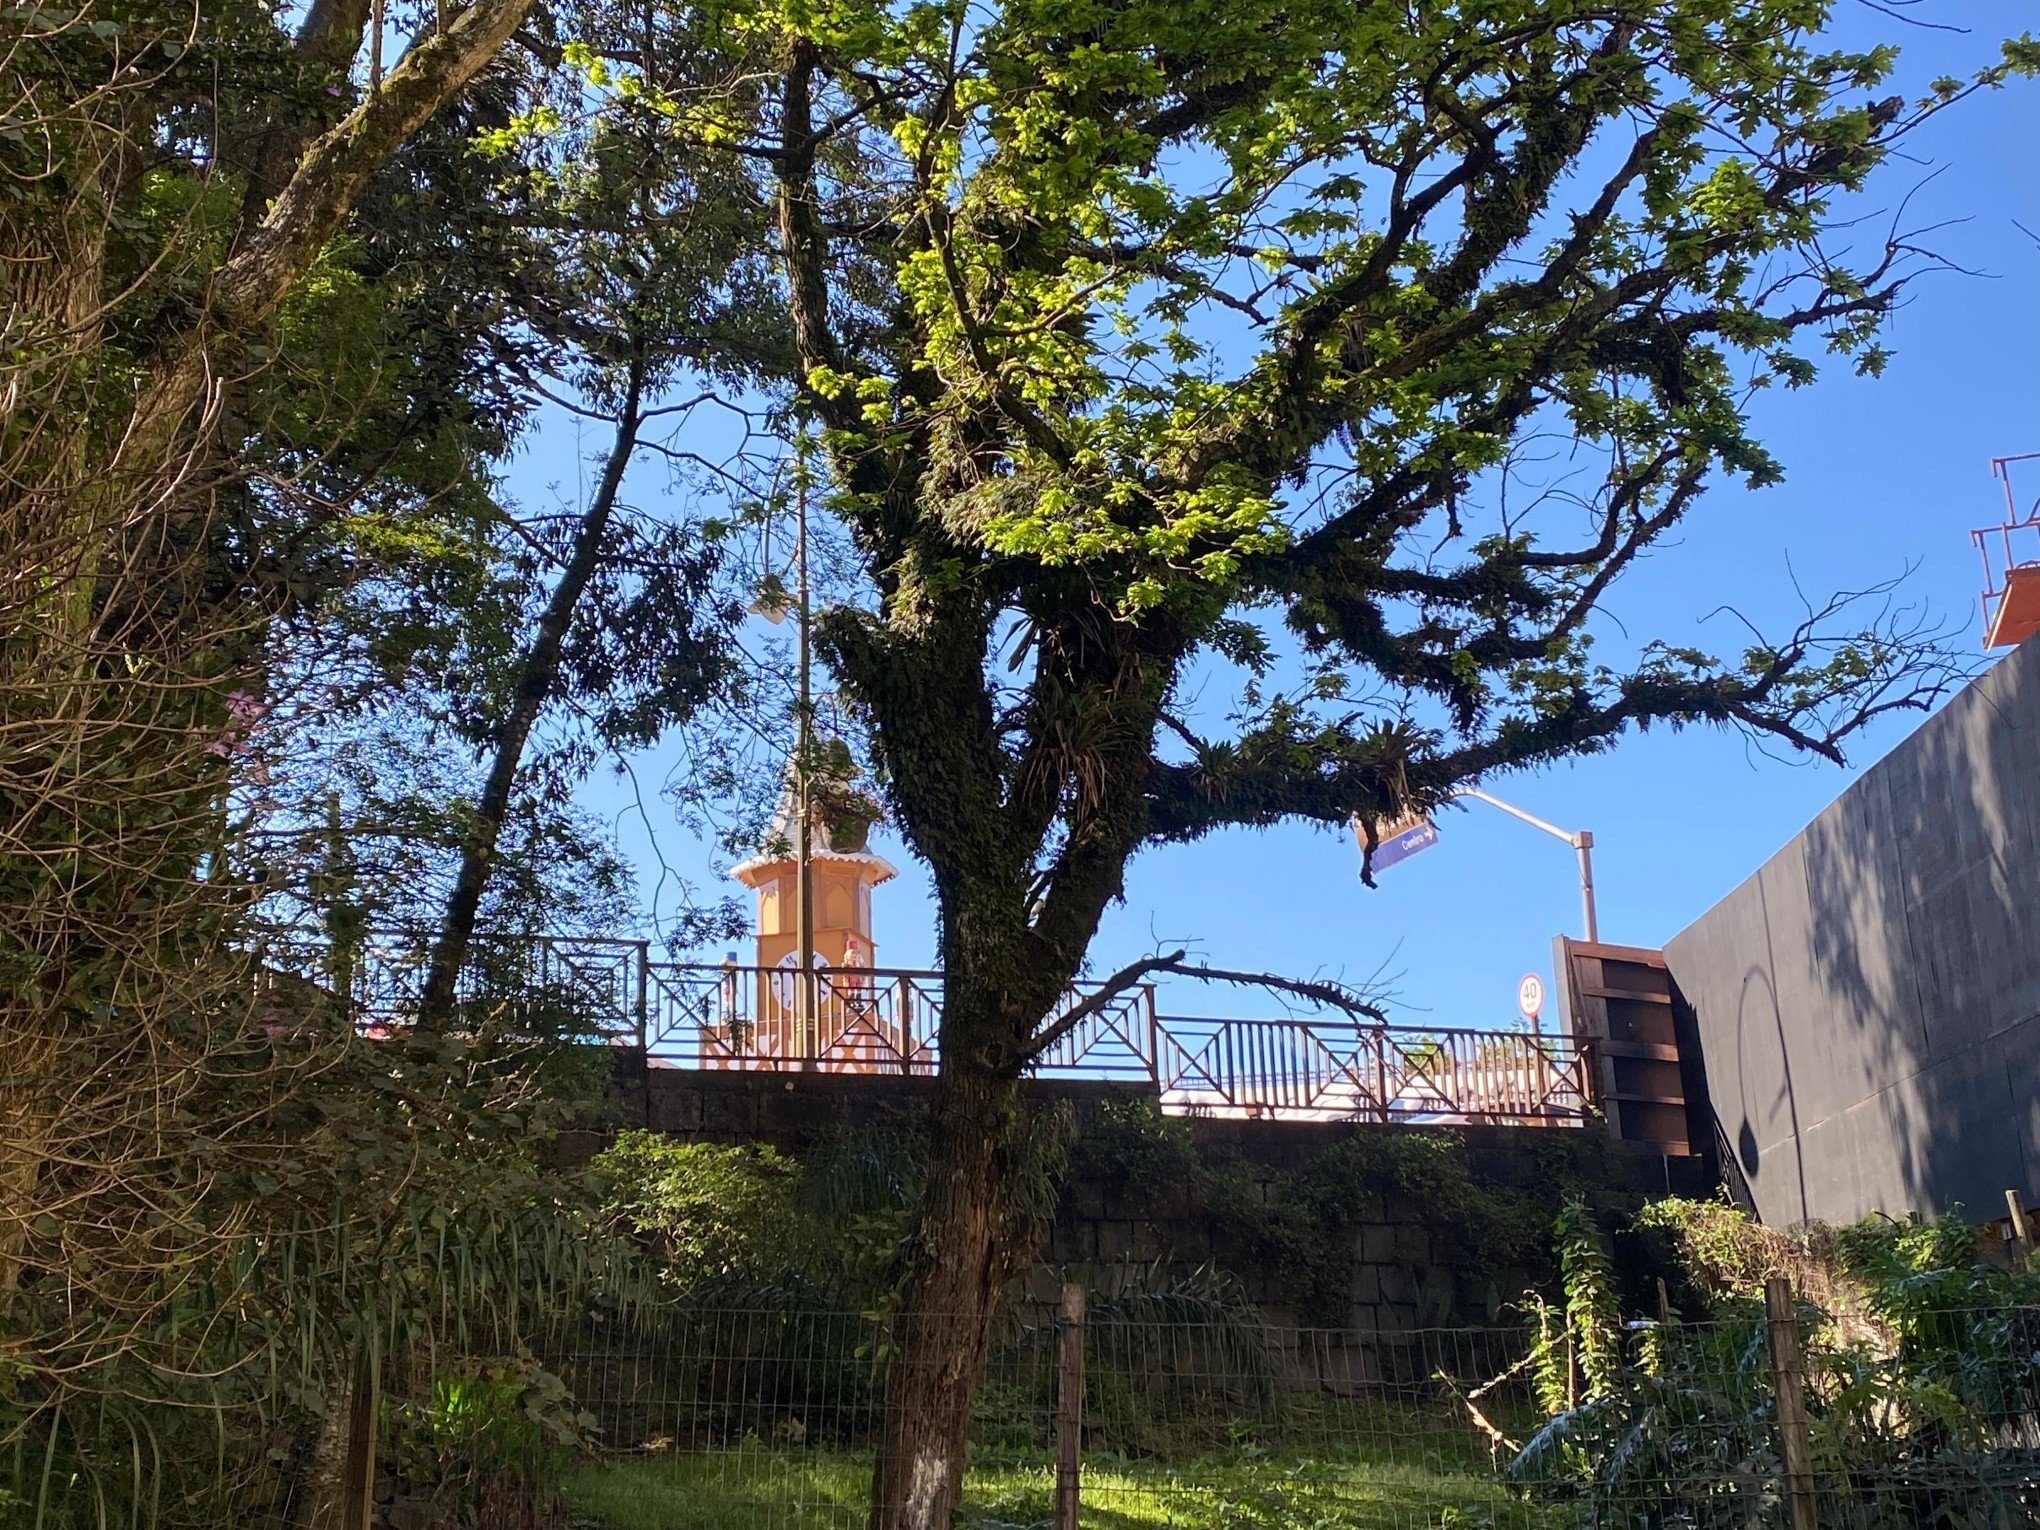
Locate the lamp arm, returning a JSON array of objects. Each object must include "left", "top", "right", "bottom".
[
  {"left": 1452, "top": 788, "right": 1583, "bottom": 848},
  {"left": 1452, "top": 789, "right": 1600, "bottom": 943}
]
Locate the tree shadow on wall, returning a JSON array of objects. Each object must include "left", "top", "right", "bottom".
[{"left": 1689, "top": 635, "right": 2040, "bottom": 1225}]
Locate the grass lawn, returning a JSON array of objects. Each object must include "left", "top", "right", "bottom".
[{"left": 565, "top": 1442, "right": 1541, "bottom": 1529}]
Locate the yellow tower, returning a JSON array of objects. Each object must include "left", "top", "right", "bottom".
[
  {"left": 730, "top": 836, "right": 895, "bottom": 973},
  {"left": 721, "top": 782, "right": 896, "bottom": 1067}
]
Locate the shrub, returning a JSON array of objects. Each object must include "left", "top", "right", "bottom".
[
  {"left": 1068, "top": 1098, "right": 1202, "bottom": 1191},
  {"left": 382, "top": 1358, "right": 589, "bottom": 1529},
  {"left": 591, "top": 1134, "right": 799, "bottom": 1291},
  {"left": 1507, "top": 1201, "right": 2040, "bottom": 1527}
]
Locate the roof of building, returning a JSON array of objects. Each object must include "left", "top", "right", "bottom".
[
  {"left": 730, "top": 844, "right": 897, "bottom": 886},
  {"left": 729, "top": 768, "right": 896, "bottom": 886}
]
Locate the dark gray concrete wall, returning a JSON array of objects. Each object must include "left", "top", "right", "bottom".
[
  {"left": 1664, "top": 634, "right": 2040, "bottom": 1228},
  {"left": 621, "top": 1064, "right": 1152, "bottom": 1151}
]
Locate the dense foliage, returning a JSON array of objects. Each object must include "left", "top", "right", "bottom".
[
  {"left": 2, "top": 0, "right": 753, "bottom": 1520},
  {"left": 1509, "top": 1202, "right": 2040, "bottom": 1528},
  {"left": 594, "top": 1137, "right": 804, "bottom": 1292},
  {"left": 0, "top": 1008, "right": 661, "bottom": 1525},
  {"left": 6, "top": 0, "right": 2037, "bottom": 1521}
]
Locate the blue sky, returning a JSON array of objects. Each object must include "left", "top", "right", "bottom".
[{"left": 540, "top": 2, "right": 2038, "bottom": 1031}]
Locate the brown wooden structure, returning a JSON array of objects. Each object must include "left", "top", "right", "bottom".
[{"left": 1553, "top": 938, "right": 1705, "bottom": 1156}]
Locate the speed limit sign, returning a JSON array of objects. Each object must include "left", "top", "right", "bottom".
[{"left": 1517, "top": 973, "right": 1545, "bottom": 1023}]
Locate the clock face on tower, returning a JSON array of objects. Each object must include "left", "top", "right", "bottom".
[{"left": 772, "top": 948, "right": 830, "bottom": 1007}]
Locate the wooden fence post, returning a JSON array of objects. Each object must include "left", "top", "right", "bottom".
[
  {"left": 1142, "top": 984, "right": 1160, "bottom": 1090},
  {"left": 1055, "top": 1281, "right": 1085, "bottom": 1530},
  {"left": 310, "top": 1338, "right": 379, "bottom": 1530},
  {"left": 2007, "top": 1189, "right": 2033, "bottom": 1269},
  {"left": 1764, "top": 1278, "right": 1818, "bottom": 1530}
]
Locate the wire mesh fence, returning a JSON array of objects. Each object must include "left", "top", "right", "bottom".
[
  {"left": 554, "top": 1301, "right": 1537, "bottom": 1528},
  {"left": 545, "top": 1292, "right": 2040, "bottom": 1529}
]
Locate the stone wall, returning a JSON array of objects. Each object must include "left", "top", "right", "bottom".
[
  {"left": 1046, "top": 1114, "right": 1700, "bottom": 1333},
  {"left": 622, "top": 1062, "right": 1138, "bottom": 1150},
  {"left": 617, "top": 1063, "right": 1705, "bottom": 1338}
]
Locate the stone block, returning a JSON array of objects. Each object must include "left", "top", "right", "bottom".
[
  {"left": 1376, "top": 1303, "right": 1416, "bottom": 1335},
  {"left": 1042, "top": 1221, "right": 1083, "bottom": 1265},
  {"left": 700, "top": 1084, "right": 757, "bottom": 1135},
  {"left": 1311, "top": 1336, "right": 1381, "bottom": 1392},
  {"left": 1068, "top": 1180, "right": 1108, "bottom": 1219},
  {"left": 647, "top": 1083, "right": 704, "bottom": 1133},
  {"left": 1096, "top": 1219, "right": 1137, "bottom": 1262},
  {"left": 1461, "top": 1276, "right": 1501, "bottom": 1322},
  {"left": 1414, "top": 1272, "right": 1456, "bottom": 1325}
]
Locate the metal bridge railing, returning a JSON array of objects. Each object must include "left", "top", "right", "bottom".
[
  {"left": 259, "top": 930, "right": 1593, "bottom": 1126},
  {"left": 1152, "top": 1015, "right": 1593, "bottom": 1124}
]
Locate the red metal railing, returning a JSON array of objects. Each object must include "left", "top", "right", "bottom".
[
  {"left": 1152, "top": 1015, "right": 1592, "bottom": 1124},
  {"left": 268, "top": 932, "right": 1593, "bottom": 1126},
  {"left": 1974, "top": 453, "right": 2040, "bottom": 648}
]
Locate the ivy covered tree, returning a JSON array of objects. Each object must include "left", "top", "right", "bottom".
[{"left": 600, "top": 1, "right": 2028, "bottom": 1522}]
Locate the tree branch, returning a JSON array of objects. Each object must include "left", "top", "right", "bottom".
[
  {"left": 774, "top": 36, "right": 852, "bottom": 428},
  {"left": 417, "top": 350, "right": 648, "bottom": 1033},
  {"left": 1016, "top": 948, "right": 1184, "bottom": 1069},
  {"left": 211, "top": 0, "right": 537, "bottom": 333},
  {"left": 1018, "top": 948, "right": 1388, "bottom": 1070},
  {"left": 232, "top": 0, "right": 378, "bottom": 235},
  {"left": 118, "top": 0, "right": 535, "bottom": 485}
]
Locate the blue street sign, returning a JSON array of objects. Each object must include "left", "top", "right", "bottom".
[{"left": 1370, "top": 819, "right": 1438, "bottom": 872}]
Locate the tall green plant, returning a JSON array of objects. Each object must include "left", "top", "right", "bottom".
[
  {"left": 1, "top": 995, "right": 661, "bottom": 1527},
  {"left": 592, "top": 1135, "right": 801, "bottom": 1296},
  {"left": 1509, "top": 1205, "right": 2040, "bottom": 1527},
  {"left": 1556, "top": 1204, "right": 1622, "bottom": 1405}
]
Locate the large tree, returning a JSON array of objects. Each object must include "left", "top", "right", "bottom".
[
  {"left": 0, "top": 0, "right": 563, "bottom": 1509},
  {"left": 596, "top": 1, "right": 2034, "bottom": 1522},
  {"left": 1, "top": 0, "right": 794, "bottom": 1517},
  {"left": 1, "top": 0, "right": 544, "bottom": 1288},
  {"left": 353, "top": 26, "right": 784, "bottom": 1021}
]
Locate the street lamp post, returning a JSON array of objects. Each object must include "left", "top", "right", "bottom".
[
  {"left": 793, "top": 429, "right": 817, "bottom": 1063},
  {"left": 1454, "top": 788, "right": 1600, "bottom": 943},
  {"left": 753, "top": 429, "right": 820, "bottom": 1063}
]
